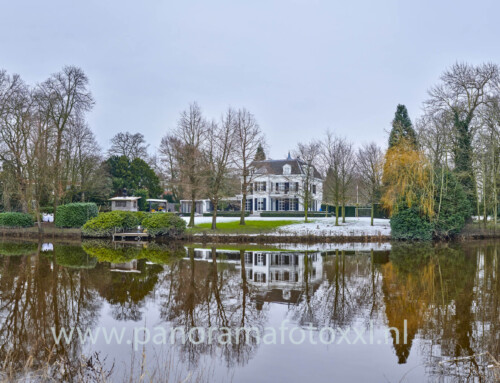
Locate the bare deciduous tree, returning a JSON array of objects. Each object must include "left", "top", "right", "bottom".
[
  {"left": 321, "top": 131, "right": 343, "bottom": 226},
  {"left": 172, "top": 102, "right": 207, "bottom": 227},
  {"left": 357, "top": 142, "right": 384, "bottom": 226},
  {"left": 232, "top": 108, "right": 265, "bottom": 225},
  {"left": 159, "top": 134, "right": 184, "bottom": 203},
  {"left": 204, "top": 109, "right": 236, "bottom": 229},
  {"left": 38, "top": 66, "right": 94, "bottom": 215},
  {"left": 294, "top": 140, "right": 322, "bottom": 223},
  {"left": 108, "top": 132, "right": 149, "bottom": 160}
]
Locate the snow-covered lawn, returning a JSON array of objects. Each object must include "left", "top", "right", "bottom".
[
  {"left": 276, "top": 217, "right": 390, "bottom": 237},
  {"left": 181, "top": 216, "right": 391, "bottom": 237}
]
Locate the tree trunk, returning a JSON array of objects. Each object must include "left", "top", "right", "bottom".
[
  {"left": 370, "top": 204, "right": 374, "bottom": 226},
  {"left": 188, "top": 197, "right": 196, "bottom": 227},
  {"left": 335, "top": 204, "right": 339, "bottom": 226},
  {"left": 342, "top": 203, "right": 346, "bottom": 223},
  {"left": 211, "top": 201, "right": 218, "bottom": 230},
  {"left": 240, "top": 189, "right": 247, "bottom": 225},
  {"left": 304, "top": 193, "right": 309, "bottom": 223}
]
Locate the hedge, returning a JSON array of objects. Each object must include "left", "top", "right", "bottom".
[
  {"left": 0, "top": 212, "right": 34, "bottom": 228},
  {"left": 82, "top": 211, "right": 146, "bottom": 237},
  {"left": 202, "top": 212, "right": 249, "bottom": 217},
  {"left": 55, "top": 203, "right": 99, "bottom": 228},
  {"left": 141, "top": 213, "right": 186, "bottom": 237},
  {"left": 260, "top": 211, "right": 332, "bottom": 217}
]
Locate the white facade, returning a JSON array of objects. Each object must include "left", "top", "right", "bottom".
[
  {"left": 109, "top": 196, "right": 141, "bottom": 212},
  {"left": 241, "top": 158, "right": 323, "bottom": 212},
  {"left": 180, "top": 199, "right": 213, "bottom": 214}
]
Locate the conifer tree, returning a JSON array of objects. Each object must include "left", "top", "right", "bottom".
[
  {"left": 254, "top": 144, "right": 266, "bottom": 161},
  {"left": 388, "top": 104, "right": 417, "bottom": 148}
]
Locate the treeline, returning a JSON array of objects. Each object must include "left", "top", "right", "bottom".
[
  {"left": 0, "top": 66, "right": 102, "bottom": 229},
  {"left": 383, "top": 63, "right": 500, "bottom": 239},
  {"left": 0, "top": 67, "right": 163, "bottom": 228},
  {"left": 1, "top": 62, "right": 498, "bottom": 238}
]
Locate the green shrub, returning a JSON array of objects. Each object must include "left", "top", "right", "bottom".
[
  {"left": 82, "top": 211, "right": 145, "bottom": 237},
  {"left": 260, "top": 211, "right": 332, "bottom": 217},
  {"left": 55, "top": 203, "right": 99, "bottom": 228},
  {"left": 390, "top": 206, "right": 433, "bottom": 241},
  {"left": 432, "top": 169, "right": 471, "bottom": 239},
  {"left": 0, "top": 212, "right": 34, "bottom": 228},
  {"left": 202, "top": 212, "right": 249, "bottom": 217},
  {"left": 142, "top": 213, "right": 186, "bottom": 237}
]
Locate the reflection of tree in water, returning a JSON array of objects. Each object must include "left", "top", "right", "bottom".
[
  {"left": 0, "top": 241, "right": 102, "bottom": 380},
  {"left": 290, "top": 250, "right": 385, "bottom": 332},
  {"left": 158, "top": 247, "right": 267, "bottom": 368},
  {"left": 383, "top": 242, "right": 500, "bottom": 381},
  {"left": 95, "top": 260, "right": 163, "bottom": 321}
]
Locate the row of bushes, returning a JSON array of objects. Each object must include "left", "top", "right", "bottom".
[
  {"left": 260, "top": 211, "right": 332, "bottom": 218},
  {"left": 82, "top": 211, "right": 186, "bottom": 238},
  {"left": 0, "top": 212, "right": 34, "bottom": 228},
  {"left": 55, "top": 203, "right": 99, "bottom": 228}
]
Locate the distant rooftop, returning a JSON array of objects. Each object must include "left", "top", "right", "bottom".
[{"left": 250, "top": 156, "right": 322, "bottom": 179}]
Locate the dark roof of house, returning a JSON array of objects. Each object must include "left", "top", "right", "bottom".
[{"left": 250, "top": 158, "right": 323, "bottom": 179}]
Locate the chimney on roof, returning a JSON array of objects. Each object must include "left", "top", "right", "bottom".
[{"left": 287, "top": 151, "right": 292, "bottom": 160}]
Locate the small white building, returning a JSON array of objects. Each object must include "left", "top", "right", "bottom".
[
  {"left": 241, "top": 155, "right": 323, "bottom": 212},
  {"left": 109, "top": 196, "right": 141, "bottom": 212}
]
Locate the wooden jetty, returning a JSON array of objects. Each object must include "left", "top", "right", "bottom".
[{"left": 112, "top": 230, "right": 149, "bottom": 242}]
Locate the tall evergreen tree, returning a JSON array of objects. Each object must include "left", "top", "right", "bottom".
[
  {"left": 254, "top": 144, "right": 266, "bottom": 161},
  {"left": 388, "top": 104, "right": 417, "bottom": 148}
]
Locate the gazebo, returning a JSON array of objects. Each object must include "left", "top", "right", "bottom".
[{"left": 109, "top": 196, "right": 141, "bottom": 212}]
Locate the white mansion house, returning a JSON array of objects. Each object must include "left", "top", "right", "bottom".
[{"left": 242, "top": 155, "right": 323, "bottom": 212}]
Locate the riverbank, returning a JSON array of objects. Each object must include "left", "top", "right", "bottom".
[
  {"left": 0, "top": 223, "right": 81, "bottom": 239},
  {"left": 1, "top": 217, "right": 499, "bottom": 243}
]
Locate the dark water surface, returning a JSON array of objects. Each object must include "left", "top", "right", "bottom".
[{"left": 0, "top": 240, "right": 499, "bottom": 382}]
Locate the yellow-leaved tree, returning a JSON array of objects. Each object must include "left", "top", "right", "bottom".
[{"left": 381, "top": 139, "right": 434, "bottom": 218}]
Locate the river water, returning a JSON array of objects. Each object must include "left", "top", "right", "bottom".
[{"left": 0, "top": 239, "right": 498, "bottom": 382}]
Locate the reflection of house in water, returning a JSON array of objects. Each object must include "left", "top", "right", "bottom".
[
  {"left": 187, "top": 249, "right": 323, "bottom": 305},
  {"left": 110, "top": 259, "right": 140, "bottom": 273}
]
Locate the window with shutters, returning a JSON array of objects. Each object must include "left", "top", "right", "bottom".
[{"left": 255, "top": 181, "right": 266, "bottom": 192}]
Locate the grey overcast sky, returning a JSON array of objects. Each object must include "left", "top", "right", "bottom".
[{"left": 1, "top": 0, "right": 499, "bottom": 158}]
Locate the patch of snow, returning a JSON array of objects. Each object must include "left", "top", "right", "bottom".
[
  {"left": 276, "top": 217, "right": 391, "bottom": 237},
  {"left": 180, "top": 216, "right": 305, "bottom": 225},
  {"left": 183, "top": 216, "right": 391, "bottom": 237}
]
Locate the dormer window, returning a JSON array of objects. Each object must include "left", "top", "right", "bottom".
[{"left": 283, "top": 164, "right": 291, "bottom": 175}]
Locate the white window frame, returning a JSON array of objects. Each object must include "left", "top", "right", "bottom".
[
  {"left": 283, "top": 164, "right": 291, "bottom": 175},
  {"left": 256, "top": 254, "right": 265, "bottom": 266},
  {"left": 255, "top": 181, "right": 266, "bottom": 192},
  {"left": 257, "top": 198, "right": 265, "bottom": 211}
]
